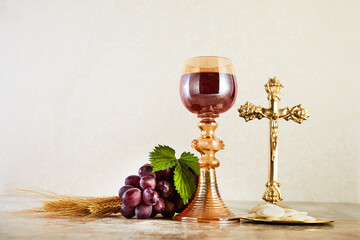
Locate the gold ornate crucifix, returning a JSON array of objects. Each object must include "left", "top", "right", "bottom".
[{"left": 238, "top": 77, "right": 309, "bottom": 204}]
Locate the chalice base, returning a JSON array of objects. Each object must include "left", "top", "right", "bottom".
[{"left": 175, "top": 167, "right": 239, "bottom": 223}]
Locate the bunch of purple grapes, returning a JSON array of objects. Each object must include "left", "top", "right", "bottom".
[{"left": 119, "top": 164, "right": 189, "bottom": 219}]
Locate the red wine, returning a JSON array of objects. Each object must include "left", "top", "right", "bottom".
[{"left": 180, "top": 72, "right": 237, "bottom": 115}]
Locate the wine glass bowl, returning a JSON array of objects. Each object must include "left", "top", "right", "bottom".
[
  {"left": 180, "top": 56, "right": 237, "bottom": 116},
  {"left": 176, "top": 56, "right": 239, "bottom": 223}
]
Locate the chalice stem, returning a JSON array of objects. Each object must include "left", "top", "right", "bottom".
[{"left": 175, "top": 114, "right": 238, "bottom": 222}]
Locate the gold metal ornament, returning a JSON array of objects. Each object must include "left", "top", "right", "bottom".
[{"left": 238, "top": 77, "right": 309, "bottom": 204}]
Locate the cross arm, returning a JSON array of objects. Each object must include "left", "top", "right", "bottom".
[
  {"left": 279, "top": 104, "right": 310, "bottom": 124},
  {"left": 238, "top": 102, "right": 269, "bottom": 121}
]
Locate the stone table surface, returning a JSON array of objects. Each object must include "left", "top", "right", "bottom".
[{"left": 0, "top": 195, "right": 359, "bottom": 239}]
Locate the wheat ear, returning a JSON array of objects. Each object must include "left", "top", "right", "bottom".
[{"left": 18, "top": 190, "right": 123, "bottom": 218}]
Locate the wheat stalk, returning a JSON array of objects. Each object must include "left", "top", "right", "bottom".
[{"left": 18, "top": 190, "right": 122, "bottom": 218}]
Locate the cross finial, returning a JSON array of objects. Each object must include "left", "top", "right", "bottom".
[
  {"left": 265, "top": 76, "right": 283, "bottom": 101},
  {"left": 238, "top": 77, "right": 309, "bottom": 204}
]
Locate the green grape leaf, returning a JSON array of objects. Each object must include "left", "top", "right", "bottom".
[
  {"left": 149, "top": 145, "right": 199, "bottom": 204},
  {"left": 149, "top": 145, "right": 177, "bottom": 171},
  {"left": 173, "top": 161, "right": 197, "bottom": 204},
  {"left": 179, "top": 152, "right": 200, "bottom": 175}
]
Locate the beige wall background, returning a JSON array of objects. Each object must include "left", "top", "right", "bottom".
[{"left": 1, "top": 0, "right": 359, "bottom": 203}]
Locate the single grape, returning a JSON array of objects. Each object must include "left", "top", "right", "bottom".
[
  {"left": 120, "top": 203, "right": 135, "bottom": 218},
  {"left": 140, "top": 175, "right": 156, "bottom": 190},
  {"left": 125, "top": 175, "right": 140, "bottom": 188},
  {"left": 121, "top": 188, "right": 142, "bottom": 208},
  {"left": 150, "top": 210, "right": 158, "bottom": 218},
  {"left": 161, "top": 199, "right": 175, "bottom": 218},
  {"left": 173, "top": 194, "right": 183, "bottom": 211},
  {"left": 167, "top": 167, "right": 175, "bottom": 185},
  {"left": 182, "top": 202, "right": 190, "bottom": 212},
  {"left": 143, "top": 188, "right": 160, "bottom": 206},
  {"left": 156, "top": 180, "right": 173, "bottom": 198},
  {"left": 155, "top": 168, "right": 171, "bottom": 181},
  {"left": 135, "top": 203, "right": 152, "bottom": 219},
  {"left": 173, "top": 193, "right": 189, "bottom": 213},
  {"left": 181, "top": 202, "right": 190, "bottom": 213},
  {"left": 153, "top": 198, "right": 165, "bottom": 213},
  {"left": 138, "top": 164, "right": 156, "bottom": 179},
  {"left": 119, "top": 185, "right": 135, "bottom": 198}
]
